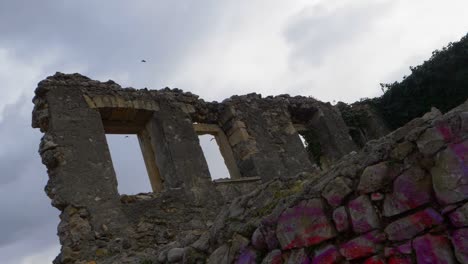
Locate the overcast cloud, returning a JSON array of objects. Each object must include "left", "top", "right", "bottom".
[{"left": 1, "top": 1, "right": 468, "bottom": 263}]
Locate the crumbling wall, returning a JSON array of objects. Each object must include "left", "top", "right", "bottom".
[
  {"left": 32, "top": 73, "right": 356, "bottom": 263},
  {"left": 170, "top": 100, "right": 467, "bottom": 264},
  {"left": 336, "top": 102, "right": 391, "bottom": 148}
]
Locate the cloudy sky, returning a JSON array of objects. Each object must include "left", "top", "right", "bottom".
[{"left": 0, "top": 0, "right": 467, "bottom": 263}]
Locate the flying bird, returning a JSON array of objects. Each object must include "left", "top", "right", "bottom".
[{"left": 141, "top": 60, "right": 147, "bottom": 63}]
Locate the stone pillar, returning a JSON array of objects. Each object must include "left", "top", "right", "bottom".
[
  {"left": 35, "top": 82, "right": 130, "bottom": 262},
  {"left": 305, "top": 103, "right": 357, "bottom": 168},
  {"left": 146, "top": 100, "right": 220, "bottom": 203},
  {"left": 221, "top": 98, "right": 314, "bottom": 181}
]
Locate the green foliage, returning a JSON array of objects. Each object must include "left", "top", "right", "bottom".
[
  {"left": 372, "top": 33, "right": 468, "bottom": 129},
  {"left": 336, "top": 102, "right": 370, "bottom": 128}
]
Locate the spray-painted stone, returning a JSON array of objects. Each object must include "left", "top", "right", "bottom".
[
  {"left": 322, "top": 177, "right": 352, "bottom": 207},
  {"left": 311, "top": 244, "right": 343, "bottom": 264},
  {"left": 261, "top": 249, "right": 282, "bottom": 264},
  {"left": 371, "top": 192, "right": 384, "bottom": 201},
  {"left": 339, "top": 230, "right": 386, "bottom": 260},
  {"left": 363, "top": 255, "right": 385, "bottom": 264},
  {"left": 276, "top": 199, "right": 336, "bottom": 250},
  {"left": 285, "top": 248, "right": 311, "bottom": 264},
  {"left": 332, "top": 206, "right": 349, "bottom": 232},
  {"left": 383, "top": 167, "right": 432, "bottom": 217},
  {"left": 384, "top": 208, "right": 443, "bottom": 241},
  {"left": 236, "top": 247, "right": 258, "bottom": 264},
  {"left": 431, "top": 139, "right": 468, "bottom": 205},
  {"left": 387, "top": 256, "right": 412, "bottom": 264},
  {"left": 413, "top": 233, "right": 455, "bottom": 264},
  {"left": 348, "top": 195, "right": 380, "bottom": 233},
  {"left": 451, "top": 228, "right": 468, "bottom": 264},
  {"left": 448, "top": 202, "right": 468, "bottom": 227}
]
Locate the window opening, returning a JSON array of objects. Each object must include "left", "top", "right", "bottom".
[
  {"left": 298, "top": 134, "right": 307, "bottom": 148},
  {"left": 198, "top": 134, "right": 231, "bottom": 180},
  {"left": 106, "top": 134, "right": 152, "bottom": 194}
]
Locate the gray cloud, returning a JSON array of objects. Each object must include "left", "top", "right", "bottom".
[
  {"left": 1, "top": 1, "right": 467, "bottom": 263},
  {"left": 0, "top": 98, "right": 59, "bottom": 253},
  {"left": 284, "top": 1, "right": 395, "bottom": 67},
  {"left": 0, "top": 0, "right": 226, "bottom": 89}
]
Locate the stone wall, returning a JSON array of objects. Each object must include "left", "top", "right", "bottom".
[
  {"left": 173, "top": 99, "right": 466, "bottom": 264},
  {"left": 32, "top": 73, "right": 467, "bottom": 263},
  {"left": 32, "top": 73, "right": 356, "bottom": 263}
]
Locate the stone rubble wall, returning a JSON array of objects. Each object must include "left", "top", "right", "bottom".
[
  {"left": 32, "top": 73, "right": 356, "bottom": 264},
  {"left": 32, "top": 73, "right": 467, "bottom": 263},
  {"left": 161, "top": 100, "right": 468, "bottom": 264}
]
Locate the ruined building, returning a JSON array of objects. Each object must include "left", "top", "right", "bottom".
[{"left": 33, "top": 73, "right": 468, "bottom": 263}]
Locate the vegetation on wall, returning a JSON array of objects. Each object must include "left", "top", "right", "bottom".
[{"left": 371, "top": 33, "right": 468, "bottom": 129}]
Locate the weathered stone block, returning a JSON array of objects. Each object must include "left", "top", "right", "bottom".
[
  {"left": 383, "top": 167, "right": 432, "bottom": 217},
  {"left": 449, "top": 202, "right": 468, "bottom": 227},
  {"left": 207, "top": 244, "right": 229, "bottom": 264},
  {"left": 236, "top": 247, "right": 257, "bottom": 264},
  {"left": 312, "top": 244, "right": 343, "bottom": 264},
  {"left": 251, "top": 224, "right": 279, "bottom": 251},
  {"left": 339, "top": 230, "right": 386, "bottom": 260},
  {"left": 363, "top": 255, "right": 385, "bottom": 264},
  {"left": 384, "top": 241, "right": 413, "bottom": 258},
  {"left": 322, "top": 177, "right": 352, "bottom": 207},
  {"left": 431, "top": 139, "right": 468, "bottom": 204},
  {"left": 285, "top": 248, "right": 310, "bottom": 264},
  {"left": 417, "top": 127, "right": 446, "bottom": 155},
  {"left": 358, "top": 161, "right": 401, "bottom": 193},
  {"left": 276, "top": 199, "right": 336, "bottom": 250},
  {"left": 332, "top": 206, "right": 349, "bottom": 233},
  {"left": 261, "top": 249, "right": 282, "bottom": 264},
  {"left": 390, "top": 141, "right": 415, "bottom": 160},
  {"left": 413, "top": 234, "right": 455, "bottom": 264},
  {"left": 384, "top": 208, "right": 443, "bottom": 241},
  {"left": 167, "top": 247, "right": 184, "bottom": 263},
  {"left": 348, "top": 195, "right": 380, "bottom": 233},
  {"left": 461, "top": 111, "right": 468, "bottom": 133},
  {"left": 451, "top": 228, "right": 468, "bottom": 264},
  {"left": 229, "top": 128, "right": 250, "bottom": 146},
  {"left": 387, "top": 256, "right": 412, "bottom": 264}
]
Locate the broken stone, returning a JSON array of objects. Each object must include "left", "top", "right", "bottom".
[
  {"left": 384, "top": 208, "right": 443, "bottom": 241},
  {"left": 348, "top": 195, "right": 380, "bottom": 233},
  {"left": 236, "top": 247, "right": 257, "bottom": 264},
  {"left": 451, "top": 228, "right": 468, "bottom": 264},
  {"left": 261, "top": 249, "right": 282, "bottom": 264},
  {"left": 422, "top": 107, "right": 442, "bottom": 121},
  {"left": 417, "top": 127, "right": 446, "bottom": 155},
  {"left": 390, "top": 141, "right": 414, "bottom": 160},
  {"left": 431, "top": 140, "right": 468, "bottom": 204},
  {"left": 387, "top": 256, "right": 412, "bottom": 264},
  {"left": 312, "top": 244, "right": 343, "bottom": 264},
  {"left": 358, "top": 161, "right": 401, "bottom": 193},
  {"left": 285, "top": 248, "right": 310, "bottom": 264},
  {"left": 322, "top": 177, "right": 352, "bottom": 207},
  {"left": 332, "top": 206, "right": 349, "bottom": 233},
  {"left": 167, "top": 248, "right": 184, "bottom": 263},
  {"left": 339, "top": 230, "right": 386, "bottom": 260},
  {"left": 370, "top": 192, "right": 384, "bottom": 201},
  {"left": 383, "top": 167, "right": 432, "bottom": 217},
  {"left": 276, "top": 199, "right": 336, "bottom": 250},
  {"left": 207, "top": 244, "right": 229, "bottom": 264},
  {"left": 363, "top": 255, "right": 385, "bottom": 264},
  {"left": 413, "top": 233, "right": 456, "bottom": 264},
  {"left": 449, "top": 202, "right": 468, "bottom": 227}
]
